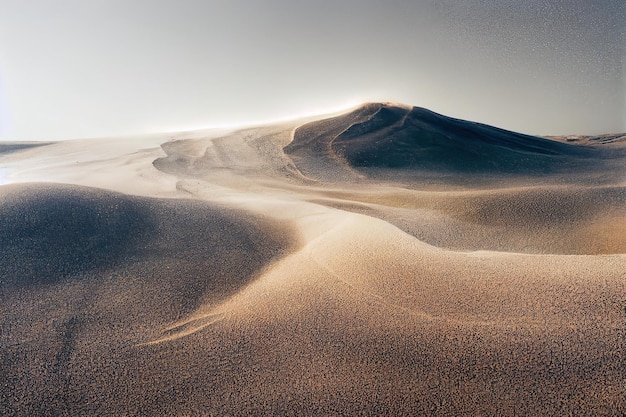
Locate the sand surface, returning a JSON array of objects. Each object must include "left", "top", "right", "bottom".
[{"left": 1, "top": 104, "right": 625, "bottom": 415}]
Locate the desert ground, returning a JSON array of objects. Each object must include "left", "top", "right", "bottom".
[{"left": 1, "top": 103, "right": 625, "bottom": 416}]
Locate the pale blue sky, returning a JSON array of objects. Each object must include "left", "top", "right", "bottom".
[{"left": 0, "top": 0, "right": 624, "bottom": 140}]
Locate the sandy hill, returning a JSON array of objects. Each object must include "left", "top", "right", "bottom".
[
  {"left": 286, "top": 102, "right": 622, "bottom": 184},
  {"left": 1, "top": 103, "right": 625, "bottom": 416}
]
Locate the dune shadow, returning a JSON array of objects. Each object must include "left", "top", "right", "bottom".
[
  {"left": 0, "top": 183, "right": 151, "bottom": 287},
  {"left": 0, "top": 183, "right": 297, "bottom": 311},
  {"left": 0, "top": 142, "right": 53, "bottom": 155}
]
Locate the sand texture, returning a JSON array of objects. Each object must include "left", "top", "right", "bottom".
[{"left": 1, "top": 103, "right": 625, "bottom": 416}]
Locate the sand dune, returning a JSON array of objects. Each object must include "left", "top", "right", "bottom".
[
  {"left": 0, "top": 142, "right": 53, "bottom": 155},
  {"left": 286, "top": 103, "right": 625, "bottom": 186},
  {"left": 1, "top": 103, "right": 626, "bottom": 415},
  {"left": 0, "top": 182, "right": 296, "bottom": 416},
  {"left": 312, "top": 184, "right": 626, "bottom": 254}
]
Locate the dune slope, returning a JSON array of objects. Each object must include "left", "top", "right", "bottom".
[
  {"left": 0, "top": 182, "right": 296, "bottom": 416},
  {"left": 286, "top": 103, "right": 621, "bottom": 184},
  {"left": 313, "top": 184, "right": 626, "bottom": 254}
]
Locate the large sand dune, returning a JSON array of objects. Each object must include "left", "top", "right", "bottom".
[{"left": 1, "top": 103, "right": 625, "bottom": 415}]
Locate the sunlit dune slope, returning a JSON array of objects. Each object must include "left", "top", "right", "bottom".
[{"left": 314, "top": 184, "right": 626, "bottom": 254}]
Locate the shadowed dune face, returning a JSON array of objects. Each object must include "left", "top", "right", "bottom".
[
  {"left": 285, "top": 103, "right": 619, "bottom": 184},
  {"left": 0, "top": 183, "right": 298, "bottom": 416},
  {"left": 0, "top": 142, "right": 52, "bottom": 155},
  {"left": 0, "top": 184, "right": 150, "bottom": 286},
  {"left": 0, "top": 182, "right": 296, "bottom": 299}
]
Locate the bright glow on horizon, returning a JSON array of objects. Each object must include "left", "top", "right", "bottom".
[
  {"left": 0, "top": 74, "right": 10, "bottom": 139},
  {"left": 160, "top": 99, "right": 368, "bottom": 135},
  {"left": 0, "top": 1, "right": 623, "bottom": 140}
]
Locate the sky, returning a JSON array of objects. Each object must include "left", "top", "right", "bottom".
[{"left": 0, "top": 0, "right": 624, "bottom": 141}]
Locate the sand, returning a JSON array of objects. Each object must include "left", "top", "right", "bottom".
[{"left": 1, "top": 103, "right": 625, "bottom": 415}]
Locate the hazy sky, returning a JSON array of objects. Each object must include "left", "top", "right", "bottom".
[{"left": 0, "top": 0, "right": 624, "bottom": 140}]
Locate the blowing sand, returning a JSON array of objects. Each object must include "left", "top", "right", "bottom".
[{"left": 1, "top": 104, "right": 625, "bottom": 415}]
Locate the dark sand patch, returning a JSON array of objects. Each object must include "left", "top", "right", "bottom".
[
  {"left": 0, "top": 182, "right": 296, "bottom": 416},
  {"left": 0, "top": 142, "right": 52, "bottom": 155}
]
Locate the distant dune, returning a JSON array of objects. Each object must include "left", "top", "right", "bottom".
[
  {"left": 1, "top": 103, "right": 625, "bottom": 416},
  {"left": 286, "top": 103, "right": 624, "bottom": 185},
  {"left": 546, "top": 133, "right": 626, "bottom": 146},
  {"left": 0, "top": 141, "right": 52, "bottom": 155}
]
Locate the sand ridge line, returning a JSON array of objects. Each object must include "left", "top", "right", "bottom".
[{"left": 138, "top": 313, "right": 227, "bottom": 346}]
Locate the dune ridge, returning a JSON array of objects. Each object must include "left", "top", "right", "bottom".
[
  {"left": 286, "top": 103, "right": 624, "bottom": 185},
  {"left": 1, "top": 103, "right": 625, "bottom": 415}
]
